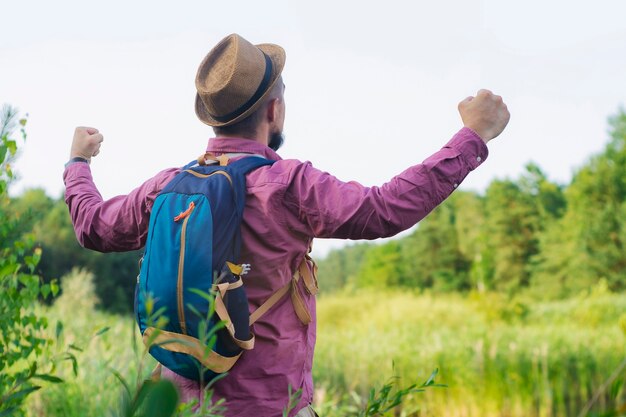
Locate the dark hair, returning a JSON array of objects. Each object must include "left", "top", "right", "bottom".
[{"left": 212, "top": 105, "right": 265, "bottom": 138}]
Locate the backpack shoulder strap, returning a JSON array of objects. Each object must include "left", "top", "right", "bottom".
[{"left": 226, "top": 155, "right": 275, "bottom": 175}]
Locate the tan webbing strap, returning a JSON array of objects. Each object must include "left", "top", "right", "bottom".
[
  {"left": 195, "top": 152, "right": 229, "bottom": 166},
  {"left": 291, "top": 273, "right": 312, "bottom": 325},
  {"left": 212, "top": 282, "right": 255, "bottom": 350},
  {"left": 150, "top": 363, "right": 162, "bottom": 381},
  {"left": 226, "top": 278, "right": 243, "bottom": 290},
  {"left": 197, "top": 152, "right": 262, "bottom": 167},
  {"left": 249, "top": 258, "right": 315, "bottom": 326},
  {"left": 197, "top": 152, "right": 219, "bottom": 166},
  {"left": 213, "top": 278, "right": 243, "bottom": 292},
  {"left": 299, "top": 256, "right": 319, "bottom": 296},
  {"left": 143, "top": 327, "right": 241, "bottom": 374},
  {"left": 217, "top": 154, "right": 229, "bottom": 166},
  {"left": 249, "top": 279, "right": 291, "bottom": 325}
]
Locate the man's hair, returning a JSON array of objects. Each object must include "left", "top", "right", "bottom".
[{"left": 212, "top": 105, "right": 265, "bottom": 138}]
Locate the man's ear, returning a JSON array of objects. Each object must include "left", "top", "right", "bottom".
[{"left": 266, "top": 98, "right": 279, "bottom": 123}]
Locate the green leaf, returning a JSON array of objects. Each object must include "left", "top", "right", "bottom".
[
  {"left": 141, "top": 379, "right": 179, "bottom": 417},
  {"left": 155, "top": 316, "right": 169, "bottom": 329},
  {"left": 187, "top": 304, "right": 203, "bottom": 319},
  {"left": 0, "top": 407, "right": 18, "bottom": 417},
  {"left": 131, "top": 380, "right": 155, "bottom": 414},
  {"left": 55, "top": 321, "right": 64, "bottom": 341},
  {"left": 145, "top": 294, "right": 155, "bottom": 316},
  {"left": 6, "top": 140, "right": 17, "bottom": 155},
  {"left": 610, "top": 377, "right": 624, "bottom": 400},
  {"left": 422, "top": 368, "right": 439, "bottom": 387},
  {"left": 63, "top": 353, "right": 78, "bottom": 376},
  {"left": 33, "top": 374, "right": 64, "bottom": 383},
  {"left": 69, "top": 344, "right": 83, "bottom": 352},
  {"left": 40, "top": 284, "right": 50, "bottom": 299},
  {"left": 50, "top": 279, "right": 59, "bottom": 297},
  {"left": 28, "top": 361, "right": 37, "bottom": 377},
  {"left": 110, "top": 367, "right": 131, "bottom": 397},
  {"left": 205, "top": 370, "right": 229, "bottom": 389},
  {"left": 188, "top": 288, "right": 216, "bottom": 303},
  {"left": 4, "top": 385, "right": 41, "bottom": 403},
  {"left": 95, "top": 327, "right": 110, "bottom": 337}
]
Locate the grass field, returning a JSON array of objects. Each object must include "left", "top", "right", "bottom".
[
  {"left": 25, "top": 271, "right": 626, "bottom": 416},
  {"left": 314, "top": 288, "right": 626, "bottom": 416}
]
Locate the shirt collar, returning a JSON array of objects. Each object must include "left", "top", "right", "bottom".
[{"left": 206, "top": 137, "right": 282, "bottom": 161}]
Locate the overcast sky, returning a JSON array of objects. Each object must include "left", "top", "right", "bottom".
[{"left": 1, "top": 0, "right": 625, "bottom": 256}]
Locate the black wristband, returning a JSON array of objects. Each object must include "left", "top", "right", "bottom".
[{"left": 65, "top": 157, "right": 89, "bottom": 168}]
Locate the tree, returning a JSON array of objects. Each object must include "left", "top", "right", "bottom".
[
  {"left": 532, "top": 109, "right": 626, "bottom": 295},
  {"left": 355, "top": 241, "right": 403, "bottom": 288},
  {"left": 316, "top": 242, "right": 372, "bottom": 292},
  {"left": 479, "top": 163, "right": 565, "bottom": 293},
  {"left": 398, "top": 193, "right": 472, "bottom": 291}
]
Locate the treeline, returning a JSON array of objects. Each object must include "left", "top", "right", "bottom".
[
  {"left": 7, "top": 190, "right": 142, "bottom": 313},
  {"left": 8, "top": 110, "right": 626, "bottom": 312},
  {"left": 319, "top": 109, "right": 626, "bottom": 297}
]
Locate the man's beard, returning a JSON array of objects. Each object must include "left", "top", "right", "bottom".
[{"left": 268, "top": 131, "right": 285, "bottom": 151}]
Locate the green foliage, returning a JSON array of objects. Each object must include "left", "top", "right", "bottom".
[
  {"left": 356, "top": 368, "right": 445, "bottom": 417},
  {"left": 355, "top": 241, "right": 402, "bottom": 288},
  {"left": 282, "top": 386, "right": 303, "bottom": 417},
  {"left": 7, "top": 191, "right": 142, "bottom": 313},
  {"left": 399, "top": 192, "right": 473, "bottom": 291},
  {"left": 483, "top": 176, "right": 538, "bottom": 291},
  {"left": 0, "top": 105, "right": 65, "bottom": 416},
  {"left": 22, "top": 272, "right": 626, "bottom": 416},
  {"left": 317, "top": 242, "right": 372, "bottom": 292},
  {"left": 532, "top": 109, "right": 626, "bottom": 297}
]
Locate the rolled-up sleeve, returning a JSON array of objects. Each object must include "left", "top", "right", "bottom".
[
  {"left": 283, "top": 127, "right": 488, "bottom": 239},
  {"left": 63, "top": 163, "right": 179, "bottom": 252}
]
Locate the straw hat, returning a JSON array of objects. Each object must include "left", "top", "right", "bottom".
[{"left": 194, "top": 34, "right": 286, "bottom": 127}]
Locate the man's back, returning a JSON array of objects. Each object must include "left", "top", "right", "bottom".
[{"left": 149, "top": 128, "right": 488, "bottom": 415}]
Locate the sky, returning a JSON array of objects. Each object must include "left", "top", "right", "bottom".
[{"left": 1, "top": 0, "right": 625, "bottom": 257}]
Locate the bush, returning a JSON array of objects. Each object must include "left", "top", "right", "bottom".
[{"left": 0, "top": 105, "right": 64, "bottom": 416}]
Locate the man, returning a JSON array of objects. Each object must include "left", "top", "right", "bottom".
[{"left": 64, "top": 33, "right": 509, "bottom": 417}]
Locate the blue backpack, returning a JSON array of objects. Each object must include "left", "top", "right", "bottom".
[{"left": 135, "top": 154, "right": 275, "bottom": 382}]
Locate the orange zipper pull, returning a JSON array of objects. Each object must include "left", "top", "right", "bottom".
[{"left": 174, "top": 201, "right": 195, "bottom": 222}]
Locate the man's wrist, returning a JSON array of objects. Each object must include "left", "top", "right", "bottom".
[
  {"left": 65, "top": 156, "right": 90, "bottom": 168},
  {"left": 463, "top": 126, "right": 489, "bottom": 144}
]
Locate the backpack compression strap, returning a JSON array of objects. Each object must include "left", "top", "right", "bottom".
[
  {"left": 143, "top": 327, "right": 241, "bottom": 374},
  {"left": 249, "top": 256, "right": 318, "bottom": 325}
]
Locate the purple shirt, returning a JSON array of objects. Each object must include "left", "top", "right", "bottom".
[{"left": 64, "top": 127, "right": 487, "bottom": 416}]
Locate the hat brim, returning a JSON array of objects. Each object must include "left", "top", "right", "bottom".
[{"left": 195, "top": 43, "right": 286, "bottom": 127}]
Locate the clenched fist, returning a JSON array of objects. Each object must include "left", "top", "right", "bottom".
[
  {"left": 70, "top": 127, "right": 104, "bottom": 162},
  {"left": 458, "top": 89, "right": 510, "bottom": 143}
]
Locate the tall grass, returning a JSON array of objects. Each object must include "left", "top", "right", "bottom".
[
  {"left": 25, "top": 270, "right": 626, "bottom": 416},
  {"left": 314, "top": 287, "right": 626, "bottom": 416},
  {"left": 26, "top": 269, "right": 151, "bottom": 417}
]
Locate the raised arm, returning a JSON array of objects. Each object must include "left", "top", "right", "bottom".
[
  {"left": 64, "top": 127, "right": 179, "bottom": 252},
  {"left": 283, "top": 90, "right": 509, "bottom": 239}
]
